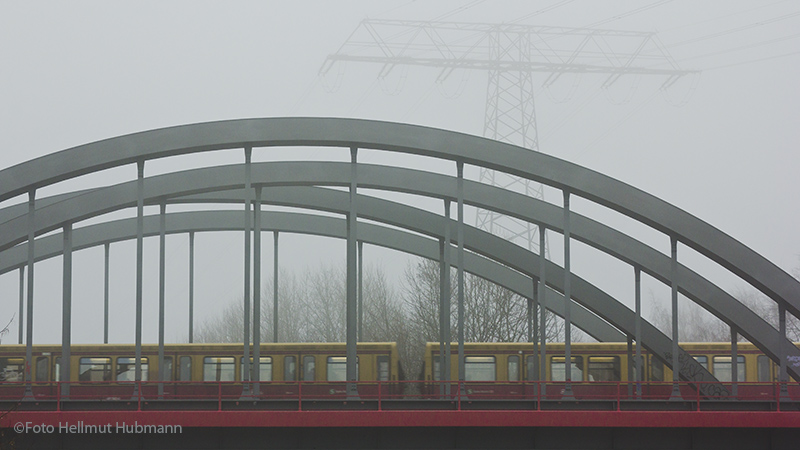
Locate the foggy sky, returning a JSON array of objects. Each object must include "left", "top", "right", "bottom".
[{"left": 1, "top": 1, "right": 798, "bottom": 345}]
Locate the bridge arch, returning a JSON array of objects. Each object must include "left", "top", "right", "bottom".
[{"left": 0, "top": 118, "right": 797, "bottom": 394}]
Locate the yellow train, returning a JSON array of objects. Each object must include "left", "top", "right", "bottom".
[
  {"left": 1, "top": 341, "right": 795, "bottom": 401},
  {"left": 422, "top": 342, "right": 798, "bottom": 399},
  {"left": 423, "top": 342, "right": 785, "bottom": 383},
  {"left": 0, "top": 342, "right": 400, "bottom": 399}
]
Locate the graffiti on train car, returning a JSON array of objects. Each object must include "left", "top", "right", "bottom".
[{"left": 665, "top": 351, "right": 730, "bottom": 399}]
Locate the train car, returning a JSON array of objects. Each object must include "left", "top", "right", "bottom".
[
  {"left": 0, "top": 342, "right": 401, "bottom": 401},
  {"left": 421, "top": 342, "right": 797, "bottom": 400}
]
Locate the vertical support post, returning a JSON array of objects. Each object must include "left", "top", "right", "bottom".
[
  {"left": 253, "top": 187, "right": 262, "bottom": 394},
  {"left": 134, "top": 161, "right": 144, "bottom": 396},
  {"left": 442, "top": 200, "right": 452, "bottom": 395},
  {"left": 532, "top": 279, "right": 539, "bottom": 382},
  {"left": 627, "top": 335, "right": 633, "bottom": 398},
  {"left": 358, "top": 240, "right": 363, "bottom": 342},
  {"left": 562, "top": 190, "right": 574, "bottom": 399},
  {"left": 23, "top": 190, "right": 35, "bottom": 399},
  {"left": 731, "top": 328, "right": 738, "bottom": 397},
  {"left": 456, "top": 161, "right": 466, "bottom": 391},
  {"left": 273, "top": 231, "right": 279, "bottom": 343},
  {"left": 104, "top": 243, "right": 110, "bottom": 344},
  {"left": 18, "top": 266, "right": 24, "bottom": 345},
  {"left": 779, "top": 302, "right": 788, "bottom": 399},
  {"left": 346, "top": 147, "right": 359, "bottom": 398},
  {"left": 157, "top": 200, "right": 167, "bottom": 398},
  {"left": 158, "top": 201, "right": 166, "bottom": 397},
  {"left": 438, "top": 239, "right": 445, "bottom": 396},
  {"left": 670, "top": 236, "right": 681, "bottom": 400},
  {"left": 242, "top": 148, "right": 252, "bottom": 390},
  {"left": 188, "top": 232, "right": 194, "bottom": 344},
  {"left": 538, "top": 224, "right": 547, "bottom": 396},
  {"left": 527, "top": 288, "right": 533, "bottom": 343},
  {"left": 61, "top": 224, "right": 72, "bottom": 398},
  {"left": 635, "top": 267, "right": 642, "bottom": 398}
]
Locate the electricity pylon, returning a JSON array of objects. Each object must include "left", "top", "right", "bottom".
[{"left": 322, "top": 19, "right": 697, "bottom": 252}]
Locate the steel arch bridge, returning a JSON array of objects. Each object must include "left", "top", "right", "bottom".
[{"left": 1, "top": 118, "right": 799, "bottom": 447}]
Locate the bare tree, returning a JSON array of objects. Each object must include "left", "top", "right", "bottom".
[
  {"left": 196, "top": 263, "right": 408, "bottom": 345},
  {"left": 401, "top": 257, "right": 571, "bottom": 343},
  {"left": 0, "top": 314, "right": 12, "bottom": 345},
  {"left": 648, "top": 277, "right": 800, "bottom": 343},
  {"left": 649, "top": 295, "right": 730, "bottom": 342}
]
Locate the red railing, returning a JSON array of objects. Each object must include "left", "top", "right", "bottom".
[{"left": 0, "top": 380, "right": 798, "bottom": 411}]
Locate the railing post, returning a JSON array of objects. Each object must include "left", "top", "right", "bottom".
[{"left": 696, "top": 381, "right": 700, "bottom": 412}]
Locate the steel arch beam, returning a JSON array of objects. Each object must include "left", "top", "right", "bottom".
[
  {"left": 0, "top": 166, "right": 757, "bottom": 391},
  {"left": 0, "top": 209, "right": 625, "bottom": 344},
  {"left": 0, "top": 162, "right": 793, "bottom": 387},
  {"left": 0, "top": 118, "right": 796, "bottom": 322}
]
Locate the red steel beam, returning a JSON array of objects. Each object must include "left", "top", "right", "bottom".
[{"left": 2, "top": 410, "right": 800, "bottom": 429}]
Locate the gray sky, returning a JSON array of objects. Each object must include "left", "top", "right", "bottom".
[{"left": 1, "top": 1, "right": 798, "bottom": 345}]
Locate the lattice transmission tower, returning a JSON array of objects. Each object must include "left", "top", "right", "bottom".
[{"left": 321, "top": 19, "right": 696, "bottom": 253}]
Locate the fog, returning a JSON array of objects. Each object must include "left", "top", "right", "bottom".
[{"left": 0, "top": 1, "right": 798, "bottom": 345}]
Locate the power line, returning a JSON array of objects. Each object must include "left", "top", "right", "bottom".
[
  {"left": 659, "top": 0, "right": 790, "bottom": 34},
  {"left": 676, "top": 31, "right": 800, "bottom": 63},
  {"left": 703, "top": 49, "right": 800, "bottom": 71},
  {"left": 430, "top": 0, "right": 485, "bottom": 22},
  {"left": 582, "top": 0, "right": 674, "bottom": 28},
  {"left": 512, "top": 0, "right": 574, "bottom": 24},
  {"left": 668, "top": 10, "right": 800, "bottom": 47}
]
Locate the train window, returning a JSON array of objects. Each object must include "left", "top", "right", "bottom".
[
  {"left": 465, "top": 356, "right": 496, "bottom": 381},
  {"left": 284, "top": 356, "right": 297, "bottom": 381},
  {"left": 694, "top": 355, "right": 708, "bottom": 371},
  {"left": 179, "top": 356, "right": 192, "bottom": 381},
  {"left": 240, "top": 357, "right": 273, "bottom": 381},
  {"left": 303, "top": 356, "right": 316, "bottom": 381},
  {"left": 0, "top": 357, "right": 25, "bottom": 382},
  {"left": 79, "top": 357, "right": 112, "bottom": 382},
  {"left": 508, "top": 355, "right": 520, "bottom": 382},
  {"left": 433, "top": 355, "right": 441, "bottom": 381},
  {"left": 327, "top": 357, "right": 358, "bottom": 381},
  {"left": 35, "top": 357, "right": 48, "bottom": 382},
  {"left": 377, "top": 355, "right": 390, "bottom": 382},
  {"left": 650, "top": 358, "right": 664, "bottom": 382},
  {"left": 203, "top": 357, "right": 235, "bottom": 382},
  {"left": 757, "top": 355, "right": 772, "bottom": 382},
  {"left": 54, "top": 357, "right": 61, "bottom": 382},
  {"left": 116, "top": 357, "right": 149, "bottom": 382},
  {"left": 588, "top": 357, "right": 620, "bottom": 382},
  {"left": 550, "top": 357, "right": 583, "bottom": 382},
  {"left": 712, "top": 356, "right": 745, "bottom": 382}
]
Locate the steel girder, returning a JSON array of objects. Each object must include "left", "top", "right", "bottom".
[
  {"left": 4, "top": 163, "right": 797, "bottom": 392},
  {"left": 0, "top": 162, "right": 792, "bottom": 386},
  {"left": 0, "top": 118, "right": 795, "bottom": 326},
  {"left": 0, "top": 209, "right": 625, "bottom": 344}
]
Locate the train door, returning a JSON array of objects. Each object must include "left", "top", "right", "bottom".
[
  {"left": 504, "top": 354, "right": 522, "bottom": 397},
  {"left": 375, "top": 353, "right": 394, "bottom": 396},
  {"left": 279, "top": 354, "right": 299, "bottom": 397},
  {"left": 300, "top": 354, "right": 318, "bottom": 396},
  {"left": 174, "top": 355, "right": 195, "bottom": 398}
]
